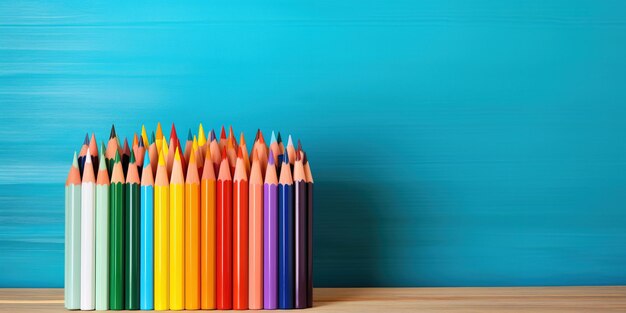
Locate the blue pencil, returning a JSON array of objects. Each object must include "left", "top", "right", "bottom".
[
  {"left": 140, "top": 150, "right": 154, "bottom": 310},
  {"left": 278, "top": 153, "right": 294, "bottom": 309}
]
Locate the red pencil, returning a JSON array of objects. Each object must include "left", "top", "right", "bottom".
[
  {"left": 216, "top": 146, "right": 233, "bottom": 309},
  {"left": 233, "top": 147, "right": 249, "bottom": 309}
]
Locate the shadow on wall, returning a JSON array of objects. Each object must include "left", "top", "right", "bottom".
[{"left": 314, "top": 180, "right": 388, "bottom": 287}]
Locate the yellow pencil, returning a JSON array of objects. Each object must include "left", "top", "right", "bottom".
[
  {"left": 185, "top": 148, "right": 201, "bottom": 309},
  {"left": 154, "top": 151, "right": 170, "bottom": 310},
  {"left": 170, "top": 148, "right": 185, "bottom": 310}
]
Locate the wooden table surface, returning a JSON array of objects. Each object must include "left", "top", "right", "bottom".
[{"left": 0, "top": 287, "right": 625, "bottom": 312}]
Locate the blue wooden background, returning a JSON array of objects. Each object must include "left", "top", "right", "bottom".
[{"left": 1, "top": 1, "right": 626, "bottom": 287}]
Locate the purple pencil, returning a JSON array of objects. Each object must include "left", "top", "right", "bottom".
[
  {"left": 293, "top": 151, "right": 307, "bottom": 308},
  {"left": 303, "top": 151, "right": 314, "bottom": 308},
  {"left": 263, "top": 150, "right": 279, "bottom": 309}
]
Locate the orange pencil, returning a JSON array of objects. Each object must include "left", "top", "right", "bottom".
[
  {"left": 254, "top": 130, "right": 269, "bottom": 176},
  {"left": 248, "top": 150, "right": 264, "bottom": 309},
  {"left": 200, "top": 146, "right": 217, "bottom": 309},
  {"left": 209, "top": 131, "right": 221, "bottom": 175},
  {"left": 185, "top": 150, "right": 201, "bottom": 309},
  {"left": 216, "top": 147, "right": 233, "bottom": 309},
  {"left": 233, "top": 147, "right": 249, "bottom": 309}
]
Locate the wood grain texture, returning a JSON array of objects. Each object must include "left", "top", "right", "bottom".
[{"left": 1, "top": 287, "right": 626, "bottom": 312}]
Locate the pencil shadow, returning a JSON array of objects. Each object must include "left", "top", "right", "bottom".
[{"left": 312, "top": 180, "right": 387, "bottom": 307}]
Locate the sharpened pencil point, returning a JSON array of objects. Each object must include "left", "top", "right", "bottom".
[
  {"left": 110, "top": 125, "right": 117, "bottom": 139},
  {"left": 84, "top": 133, "right": 89, "bottom": 145},
  {"left": 287, "top": 135, "right": 293, "bottom": 147},
  {"left": 114, "top": 150, "right": 121, "bottom": 163},
  {"left": 130, "top": 149, "right": 136, "bottom": 164},
  {"left": 270, "top": 131, "right": 277, "bottom": 144},
  {"left": 72, "top": 151, "right": 79, "bottom": 167},
  {"left": 158, "top": 149, "right": 166, "bottom": 166},
  {"left": 268, "top": 150, "right": 275, "bottom": 166},
  {"left": 237, "top": 146, "right": 243, "bottom": 158},
  {"left": 277, "top": 132, "right": 282, "bottom": 144},
  {"left": 187, "top": 128, "right": 193, "bottom": 141},
  {"left": 150, "top": 131, "right": 155, "bottom": 144},
  {"left": 210, "top": 129, "right": 216, "bottom": 142},
  {"left": 220, "top": 126, "right": 226, "bottom": 139},
  {"left": 174, "top": 147, "right": 181, "bottom": 161},
  {"left": 283, "top": 150, "right": 289, "bottom": 164},
  {"left": 143, "top": 148, "right": 150, "bottom": 167},
  {"left": 221, "top": 146, "right": 227, "bottom": 160}
]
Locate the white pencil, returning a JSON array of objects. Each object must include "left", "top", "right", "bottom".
[{"left": 81, "top": 150, "right": 96, "bottom": 310}]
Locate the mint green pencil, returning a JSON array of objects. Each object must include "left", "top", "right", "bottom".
[
  {"left": 95, "top": 143, "right": 110, "bottom": 310},
  {"left": 65, "top": 151, "right": 81, "bottom": 309}
]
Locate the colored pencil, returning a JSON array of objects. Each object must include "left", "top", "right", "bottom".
[
  {"left": 255, "top": 129, "right": 269, "bottom": 176},
  {"left": 276, "top": 132, "right": 285, "bottom": 168},
  {"left": 135, "top": 139, "right": 145, "bottom": 177},
  {"left": 170, "top": 148, "right": 185, "bottom": 310},
  {"left": 141, "top": 124, "right": 150, "bottom": 149},
  {"left": 210, "top": 132, "right": 221, "bottom": 175},
  {"left": 184, "top": 129, "right": 193, "bottom": 164},
  {"left": 278, "top": 153, "right": 294, "bottom": 309},
  {"left": 227, "top": 134, "right": 237, "bottom": 175},
  {"left": 269, "top": 131, "right": 279, "bottom": 165},
  {"left": 216, "top": 146, "right": 233, "bottom": 310},
  {"left": 240, "top": 132, "right": 250, "bottom": 174},
  {"left": 89, "top": 133, "right": 99, "bottom": 175},
  {"left": 125, "top": 151, "right": 141, "bottom": 310},
  {"left": 200, "top": 146, "right": 217, "bottom": 309},
  {"left": 234, "top": 147, "right": 249, "bottom": 309},
  {"left": 140, "top": 149, "right": 154, "bottom": 310},
  {"left": 249, "top": 150, "right": 264, "bottom": 309},
  {"left": 78, "top": 133, "right": 88, "bottom": 176},
  {"left": 218, "top": 126, "right": 227, "bottom": 152},
  {"left": 95, "top": 143, "right": 109, "bottom": 310},
  {"left": 287, "top": 135, "right": 296, "bottom": 168},
  {"left": 198, "top": 123, "right": 207, "bottom": 156},
  {"left": 110, "top": 151, "right": 125, "bottom": 310},
  {"left": 155, "top": 122, "right": 164, "bottom": 151},
  {"left": 122, "top": 137, "right": 131, "bottom": 175},
  {"left": 106, "top": 125, "right": 118, "bottom": 178},
  {"left": 81, "top": 151, "right": 96, "bottom": 310},
  {"left": 149, "top": 134, "right": 159, "bottom": 176},
  {"left": 263, "top": 150, "right": 278, "bottom": 309},
  {"left": 185, "top": 149, "right": 201, "bottom": 309},
  {"left": 294, "top": 152, "right": 307, "bottom": 308},
  {"left": 154, "top": 149, "right": 170, "bottom": 310},
  {"left": 65, "top": 151, "right": 81, "bottom": 310},
  {"left": 303, "top": 151, "right": 314, "bottom": 308}
]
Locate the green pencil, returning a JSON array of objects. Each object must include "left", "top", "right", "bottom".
[
  {"left": 125, "top": 150, "right": 141, "bottom": 309},
  {"left": 110, "top": 151, "right": 125, "bottom": 310}
]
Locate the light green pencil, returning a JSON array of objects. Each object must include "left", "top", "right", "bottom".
[
  {"left": 95, "top": 143, "right": 110, "bottom": 310},
  {"left": 65, "top": 151, "right": 81, "bottom": 309}
]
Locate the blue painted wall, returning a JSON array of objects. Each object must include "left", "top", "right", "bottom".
[{"left": 1, "top": 1, "right": 626, "bottom": 287}]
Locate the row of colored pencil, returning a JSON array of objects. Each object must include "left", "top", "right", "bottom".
[{"left": 65, "top": 124, "right": 314, "bottom": 310}]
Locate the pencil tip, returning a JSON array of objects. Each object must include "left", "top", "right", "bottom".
[
  {"left": 237, "top": 146, "right": 243, "bottom": 158},
  {"left": 277, "top": 132, "right": 282, "bottom": 143},
  {"left": 114, "top": 150, "right": 121, "bottom": 163},
  {"left": 110, "top": 124, "right": 116, "bottom": 139},
  {"left": 143, "top": 148, "right": 150, "bottom": 166},
  {"left": 271, "top": 131, "right": 276, "bottom": 144},
  {"left": 220, "top": 126, "right": 226, "bottom": 139},
  {"left": 130, "top": 149, "right": 136, "bottom": 163},
  {"left": 221, "top": 146, "right": 227, "bottom": 160},
  {"left": 187, "top": 128, "right": 193, "bottom": 141},
  {"left": 268, "top": 150, "right": 275, "bottom": 165},
  {"left": 287, "top": 135, "right": 293, "bottom": 147},
  {"left": 210, "top": 129, "right": 216, "bottom": 142}
]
